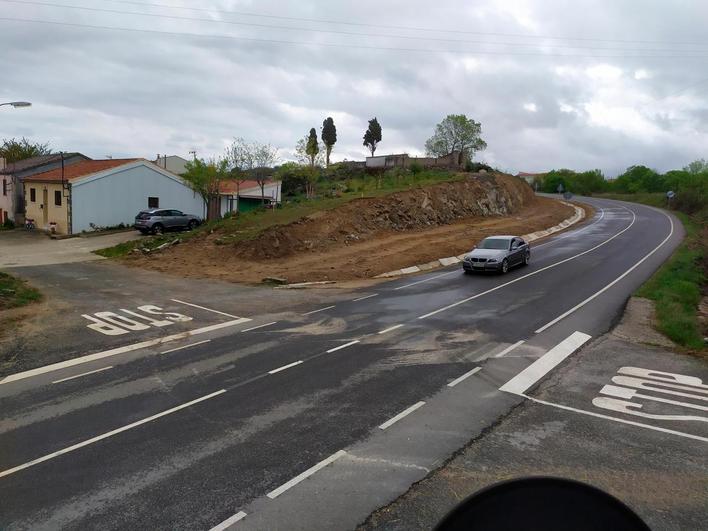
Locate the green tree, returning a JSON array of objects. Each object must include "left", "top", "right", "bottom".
[
  {"left": 321, "top": 117, "right": 337, "bottom": 167},
  {"left": 424, "top": 114, "right": 487, "bottom": 162},
  {"left": 305, "top": 128, "right": 319, "bottom": 168},
  {"left": 182, "top": 157, "right": 229, "bottom": 220},
  {"left": 363, "top": 117, "right": 382, "bottom": 156},
  {"left": 0, "top": 137, "right": 51, "bottom": 163},
  {"left": 612, "top": 165, "right": 664, "bottom": 193},
  {"left": 683, "top": 158, "right": 708, "bottom": 175}
]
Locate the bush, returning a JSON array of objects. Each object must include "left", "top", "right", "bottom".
[
  {"left": 409, "top": 161, "right": 423, "bottom": 175},
  {"left": 465, "top": 160, "right": 495, "bottom": 173},
  {"left": 2, "top": 218, "right": 14, "bottom": 230}
]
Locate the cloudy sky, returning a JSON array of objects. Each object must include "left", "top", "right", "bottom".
[{"left": 1, "top": 0, "right": 707, "bottom": 176}]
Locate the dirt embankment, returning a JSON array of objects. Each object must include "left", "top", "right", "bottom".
[{"left": 126, "top": 173, "right": 575, "bottom": 283}]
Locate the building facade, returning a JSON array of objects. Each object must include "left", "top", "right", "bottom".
[{"left": 23, "top": 159, "right": 204, "bottom": 234}]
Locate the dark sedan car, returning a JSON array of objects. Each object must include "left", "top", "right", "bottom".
[
  {"left": 134, "top": 208, "right": 201, "bottom": 235},
  {"left": 462, "top": 235, "right": 530, "bottom": 274}
]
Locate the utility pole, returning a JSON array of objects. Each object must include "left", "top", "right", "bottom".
[{"left": 61, "top": 151, "right": 72, "bottom": 234}]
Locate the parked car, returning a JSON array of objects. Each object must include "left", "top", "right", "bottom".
[
  {"left": 134, "top": 208, "right": 201, "bottom": 235},
  {"left": 462, "top": 235, "right": 530, "bottom": 274}
]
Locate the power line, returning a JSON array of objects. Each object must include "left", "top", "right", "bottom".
[
  {"left": 5, "top": 0, "right": 708, "bottom": 55},
  {"left": 95, "top": 0, "right": 708, "bottom": 47},
  {"left": 2, "top": 16, "right": 708, "bottom": 60}
]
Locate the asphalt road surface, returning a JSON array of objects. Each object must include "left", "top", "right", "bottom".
[{"left": 0, "top": 196, "right": 692, "bottom": 530}]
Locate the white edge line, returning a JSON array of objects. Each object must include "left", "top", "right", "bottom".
[
  {"left": 170, "top": 298, "right": 245, "bottom": 320},
  {"left": 526, "top": 395, "right": 708, "bottom": 443},
  {"left": 0, "top": 318, "right": 250, "bottom": 385},
  {"left": 326, "top": 340, "right": 360, "bottom": 353},
  {"left": 378, "top": 324, "right": 404, "bottom": 335},
  {"left": 209, "top": 511, "right": 248, "bottom": 531},
  {"left": 393, "top": 271, "right": 457, "bottom": 290},
  {"left": 379, "top": 401, "right": 426, "bottom": 430},
  {"left": 0, "top": 389, "right": 227, "bottom": 479},
  {"left": 352, "top": 293, "right": 378, "bottom": 302},
  {"left": 447, "top": 367, "right": 482, "bottom": 387},
  {"left": 534, "top": 210, "right": 674, "bottom": 333},
  {"left": 161, "top": 339, "right": 211, "bottom": 354},
  {"left": 494, "top": 340, "right": 525, "bottom": 358},
  {"left": 499, "top": 331, "right": 592, "bottom": 395},
  {"left": 267, "top": 450, "right": 347, "bottom": 499},
  {"left": 51, "top": 365, "right": 113, "bottom": 384},
  {"left": 241, "top": 321, "right": 277, "bottom": 332},
  {"left": 268, "top": 360, "right": 303, "bottom": 374},
  {"left": 417, "top": 206, "right": 636, "bottom": 320},
  {"left": 303, "top": 305, "right": 335, "bottom": 316}
]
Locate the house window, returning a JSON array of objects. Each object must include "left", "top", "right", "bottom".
[
  {"left": 30, "top": 188, "right": 36, "bottom": 202},
  {"left": 54, "top": 190, "right": 62, "bottom": 206},
  {"left": 148, "top": 196, "right": 159, "bottom": 208},
  {"left": 2, "top": 179, "right": 6, "bottom": 196}
]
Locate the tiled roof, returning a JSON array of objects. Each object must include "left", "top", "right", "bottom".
[
  {"left": 0, "top": 152, "right": 88, "bottom": 174},
  {"left": 23, "top": 159, "right": 141, "bottom": 182},
  {"left": 219, "top": 179, "right": 264, "bottom": 194}
]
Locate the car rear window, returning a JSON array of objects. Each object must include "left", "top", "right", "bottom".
[
  {"left": 136, "top": 211, "right": 152, "bottom": 220},
  {"left": 479, "top": 238, "right": 510, "bottom": 250}
]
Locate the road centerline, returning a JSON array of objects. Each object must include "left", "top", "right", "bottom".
[
  {"left": 241, "top": 321, "right": 277, "bottom": 332},
  {"left": 267, "top": 450, "right": 347, "bottom": 499},
  {"left": 379, "top": 401, "right": 426, "bottom": 430},
  {"left": 447, "top": 367, "right": 482, "bottom": 387},
  {"left": 326, "top": 340, "right": 360, "bottom": 353},
  {"left": 209, "top": 511, "right": 247, "bottom": 531},
  {"left": 352, "top": 293, "right": 378, "bottom": 302},
  {"left": 268, "top": 360, "right": 304, "bottom": 374},
  {"left": 378, "top": 324, "right": 404, "bottom": 334},
  {"left": 0, "top": 389, "right": 227, "bottom": 479},
  {"left": 51, "top": 365, "right": 113, "bottom": 384},
  {"left": 161, "top": 339, "right": 211, "bottom": 354},
  {"left": 303, "top": 305, "right": 335, "bottom": 316}
]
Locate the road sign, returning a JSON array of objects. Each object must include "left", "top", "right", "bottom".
[
  {"left": 557, "top": 183, "right": 564, "bottom": 193},
  {"left": 666, "top": 191, "right": 675, "bottom": 199}
]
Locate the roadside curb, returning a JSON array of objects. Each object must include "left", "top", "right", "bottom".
[{"left": 374, "top": 201, "right": 585, "bottom": 278}]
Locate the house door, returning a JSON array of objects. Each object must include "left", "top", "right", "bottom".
[{"left": 42, "top": 189, "right": 48, "bottom": 226}]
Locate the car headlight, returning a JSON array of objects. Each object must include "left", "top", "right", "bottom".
[{"left": 487, "top": 258, "right": 498, "bottom": 263}]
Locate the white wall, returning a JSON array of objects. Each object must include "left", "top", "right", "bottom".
[
  {"left": 72, "top": 163, "right": 204, "bottom": 232},
  {"left": 220, "top": 181, "right": 282, "bottom": 216}
]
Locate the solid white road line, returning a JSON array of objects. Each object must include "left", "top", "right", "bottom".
[
  {"left": 0, "top": 319, "right": 249, "bottom": 385},
  {"left": 0, "top": 389, "right": 226, "bottom": 479},
  {"left": 51, "top": 365, "right": 113, "bottom": 384},
  {"left": 418, "top": 207, "right": 636, "bottom": 320},
  {"left": 378, "top": 324, "right": 404, "bottom": 335},
  {"left": 534, "top": 210, "right": 674, "bottom": 333},
  {"left": 326, "top": 340, "right": 360, "bottom": 353},
  {"left": 267, "top": 450, "right": 347, "bottom": 499},
  {"left": 499, "top": 332, "right": 591, "bottom": 395},
  {"left": 393, "top": 271, "right": 458, "bottom": 290},
  {"left": 268, "top": 360, "right": 303, "bottom": 374},
  {"left": 170, "top": 299, "right": 245, "bottom": 320},
  {"left": 241, "top": 321, "right": 277, "bottom": 332},
  {"left": 447, "top": 367, "right": 482, "bottom": 387},
  {"left": 161, "top": 339, "right": 211, "bottom": 354},
  {"left": 525, "top": 395, "right": 708, "bottom": 443},
  {"left": 379, "top": 401, "right": 426, "bottom": 430},
  {"left": 494, "top": 340, "right": 526, "bottom": 358},
  {"left": 533, "top": 208, "right": 606, "bottom": 249},
  {"left": 352, "top": 293, "right": 378, "bottom": 302},
  {"left": 209, "top": 511, "right": 247, "bottom": 531},
  {"left": 303, "top": 305, "right": 335, "bottom": 315}
]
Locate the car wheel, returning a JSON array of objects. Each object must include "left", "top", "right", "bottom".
[
  {"left": 523, "top": 252, "right": 530, "bottom": 266},
  {"left": 187, "top": 220, "right": 198, "bottom": 231},
  {"left": 501, "top": 259, "right": 509, "bottom": 274},
  {"left": 152, "top": 223, "right": 164, "bottom": 235}
]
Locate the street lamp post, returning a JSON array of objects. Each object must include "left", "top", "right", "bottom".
[{"left": 0, "top": 101, "right": 32, "bottom": 108}]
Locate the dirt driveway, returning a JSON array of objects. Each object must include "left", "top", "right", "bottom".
[{"left": 0, "top": 230, "right": 144, "bottom": 268}]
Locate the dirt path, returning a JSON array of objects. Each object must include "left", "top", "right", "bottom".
[{"left": 125, "top": 196, "right": 576, "bottom": 284}]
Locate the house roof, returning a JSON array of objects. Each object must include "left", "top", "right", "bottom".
[
  {"left": 219, "top": 179, "right": 264, "bottom": 195},
  {"left": 0, "top": 152, "right": 88, "bottom": 174},
  {"left": 517, "top": 172, "right": 547, "bottom": 177},
  {"left": 23, "top": 159, "right": 141, "bottom": 183}
]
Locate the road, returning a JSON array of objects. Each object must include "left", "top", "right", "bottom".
[{"left": 0, "top": 196, "right": 695, "bottom": 530}]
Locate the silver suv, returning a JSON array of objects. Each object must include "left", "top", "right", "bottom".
[{"left": 134, "top": 208, "right": 201, "bottom": 235}]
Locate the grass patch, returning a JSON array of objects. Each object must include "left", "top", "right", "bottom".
[
  {"left": 0, "top": 272, "right": 42, "bottom": 311},
  {"left": 96, "top": 169, "right": 468, "bottom": 257},
  {"left": 598, "top": 194, "right": 706, "bottom": 350}
]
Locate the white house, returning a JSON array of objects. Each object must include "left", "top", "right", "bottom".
[
  {"left": 153, "top": 154, "right": 190, "bottom": 176},
  {"left": 23, "top": 159, "right": 204, "bottom": 234},
  {"left": 218, "top": 179, "right": 282, "bottom": 215}
]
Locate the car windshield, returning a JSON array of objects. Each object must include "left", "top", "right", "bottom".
[{"left": 478, "top": 238, "right": 510, "bottom": 250}]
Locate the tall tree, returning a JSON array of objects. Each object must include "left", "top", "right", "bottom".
[
  {"left": 182, "top": 157, "right": 229, "bottom": 220},
  {"left": 683, "top": 158, "right": 708, "bottom": 175},
  {"left": 305, "top": 128, "right": 319, "bottom": 168},
  {"left": 363, "top": 117, "right": 382, "bottom": 156},
  {"left": 321, "top": 117, "right": 337, "bottom": 167},
  {"left": 0, "top": 137, "right": 51, "bottom": 163},
  {"left": 253, "top": 142, "right": 279, "bottom": 204},
  {"left": 424, "top": 115, "right": 487, "bottom": 163},
  {"left": 225, "top": 137, "right": 254, "bottom": 211}
]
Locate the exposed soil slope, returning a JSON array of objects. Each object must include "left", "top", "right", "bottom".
[{"left": 125, "top": 173, "right": 575, "bottom": 283}]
